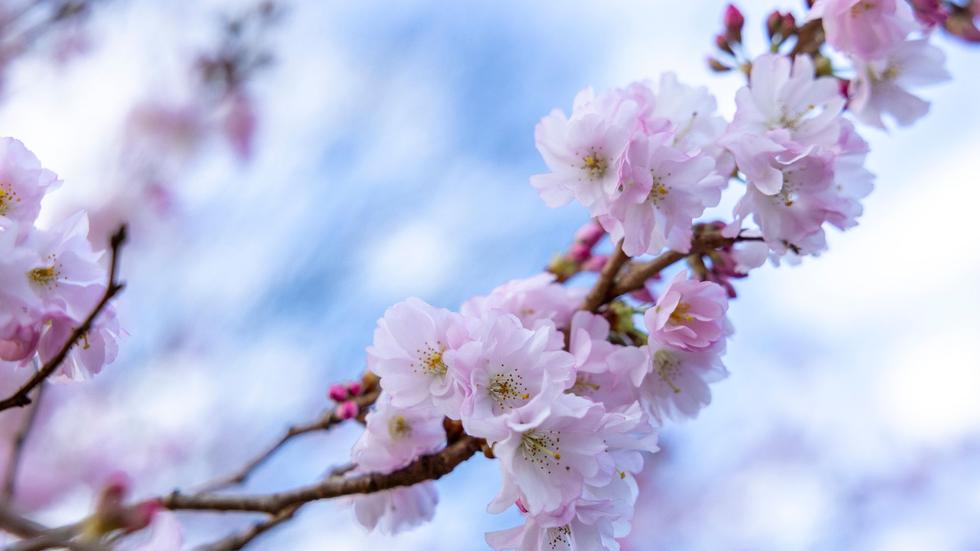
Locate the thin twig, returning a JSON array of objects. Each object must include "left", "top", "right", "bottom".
[
  {"left": 1, "top": 382, "right": 46, "bottom": 503},
  {"left": 0, "top": 505, "right": 100, "bottom": 551},
  {"left": 163, "top": 436, "right": 484, "bottom": 514},
  {"left": 197, "top": 386, "right": 381, "bottom": 493},
  {"left": 0, "top": 226, "right": 127, "bottom": 413},
  {"left": 193, "top": 505, "right": 301, "bottom": 551}
]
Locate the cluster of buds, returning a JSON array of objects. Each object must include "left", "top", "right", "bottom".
[
  {"left": 329, "top": 379, "right": 365, "bottom": 420},
  {"left": 546, "top": 221, "right": 607, "bottom": 282},
  {"left": 766, "top": 10, "right": 798, "bottom": 48},
  {"left": 708, "top": 4, "right": 746, "bottom": 72},
  {"left": 932, "top": 0, "right": 980, "bottom": 42},
  {"left": 83, "top": 473, "right": 161, "bottom": 539}
]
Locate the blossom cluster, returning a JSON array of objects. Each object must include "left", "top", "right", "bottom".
[
  {"left": 354, "top": 270, "right": 732, "bottom": 548},
  {"left": 0, "top": 138, "right": 121, "bottom": 381},
  {"left": 346, "top": 2, "right": 958, "bottom": 549}
]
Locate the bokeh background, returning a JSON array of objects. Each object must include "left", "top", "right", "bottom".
[{"left": 2, "top": 0, "right": 979, "bottom": 549}]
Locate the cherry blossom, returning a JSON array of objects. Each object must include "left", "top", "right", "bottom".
[
  {"left": 645, "top": 272, "right": 729, "bottom": 351},
  {"left": 808, "top": 0, "right": 916, "bottom": 60}
]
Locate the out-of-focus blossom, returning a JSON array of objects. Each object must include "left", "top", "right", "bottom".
[{"left": 808, "top": 0, "right": 915, "bottom": 60}]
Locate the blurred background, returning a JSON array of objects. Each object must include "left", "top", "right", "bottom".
[{"left": 1, "top": 0, "right": 979, "bottom": 549}]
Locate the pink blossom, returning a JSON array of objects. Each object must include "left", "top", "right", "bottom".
[
  {"left": 633, "top": 341, "right": 729, "bottom": 422},
  {"left": 530, "top": 88, "right": 635, "bottom": 212},
  {"left": 599, "top": 136, "right": 725, "bottom": 256},
  {"left": 645, "top": 272, "right": 729, "bottom": 351},
  {"left": 0, "top": 138, "right": 61, "bottom": 229},
  {"left": 351, "top": 482, "right": 438, "bottom": 535},
  {"left": 730, "top": 54, "right": 845, "bottom": 154},
  {"left": 567, "top": 311, "right": 646, "bottom": 412},
  {"left": 37, "top": 309, "right": 122, "bottom": 380},
  {"left": 351, "top": 395, "right": 446, "bottom": 473},
  {"left": 849, "top": 39, "right": 951, "bottom": 129},
  {"left": 461, "top": 274, "right": 585, "bottom": 332},
  {"left": 455, "top": 314, "right": 574, "bottom": 441},
  {"left": 24, "top": 213, "right": 106, "bottom": 322},
  {"left": 489, "top": 394, "right": 613, "bottom": 515},
  {"left": 808, "top": 0, "right": 915, "bottom": 60},
  {"left": 366, "top": 298, "right": 469, "bottom": 416},
  {"left": 649, "top": 73, "right": 729, "bottom": 162},
  {"left": 487, "top": 473, "right": 639, "bottom": 551}
]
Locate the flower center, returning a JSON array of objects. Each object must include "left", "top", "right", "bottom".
[
  {"left": 581, "top": 152, "right": 608, "bottom": 180},
  {"left": 653, "top": 348, "right": 682, "bottom": 394},
  {"left": 850, "top": 0, "right": 877, "bottom": 16},
  {"left": 570, "top": 373, "right": 601, "bottom": 396},
  {"left": 415, "top": 343, "right": 447, "bottom": 377},
  {"left": 668, "top": 302, "right": 694, "bottom": 325},
  {"left": 520, "top": 430, "right": 562, "bottom": 473},
  {"left": 387, "top": 415, "right": 412, "bottom": 439},
  {"left": 488, "top": 367, "right": 530, "bottom": 411},
  {"left": 647, "top": 175, "right": 670, "bottom": 206},
  {"left": 27, "top": 265, "right": 59, "bottom": 290}
]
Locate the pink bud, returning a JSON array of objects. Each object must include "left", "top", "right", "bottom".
[
  {"left": 780, "top": 12, "right": 797, "bottom": 35},
  {"left": 328, "top": 383, "right": 349, "bottom": 402},
  {"left": 102, "top": 471, "right": 131, "bottom": 502},
  {"left": 724, "top": 4, "right": 745, "bottom": 35},
  {"left": 128, "top": 500, "right": 162, "bottom": 531},
  {"left": 346, "top": 381, "right": 363, "bottom": 396},
  {"left": 766, "top": 10, "right": 782, "bottom": 39},
  {"left": 707, "top": 57, "right": 732, "bottom": 73},
  {"left": 630, "top": 287, "right": 656, "bottom": 303},
  {"left": 223, "top": 92, "right": 256, "bottom": 161},
  {"left": 582, "top": 254, "right": 608, "bottom": 272},
  {"left": 568, "top": 242, "right": 592, "bottom": 263},
  {"left": 336, "top": 400, "right": 359, "bottom": 420},
  {"left": 837, "top": 78, "right": 851, "bottom": 100},
  {"left": 574, "top": 221, "right": 604, "bottom": 248},
  {"left": 715, "top": 33, "right": 734, "bottom": 55}
]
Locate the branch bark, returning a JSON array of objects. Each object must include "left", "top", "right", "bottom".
[
  {"left": 579, "top": 240, "right": 629, "bottom": 312},
  {"left": 0, "top": 225, "right": 127, "bottom": 413},
  {"left": 1, "top": 382, "right": 45, "bottom": 503},
  {"left": 163, "top": 436, "right": 483, "bottom": 514}
]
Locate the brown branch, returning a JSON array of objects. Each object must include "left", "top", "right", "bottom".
[
  {"left": 1, "top": 382, "right": 46, "bottom": 503},
  {"left": 0, "top": 226, "right": 127, "bottom": 413},
  {"left": 163, "top": 436, "right": 484, "bottom": 514},
  {"left": 579, "top": 240, "right": 629, "bottom": 313},
  {"left": 197, "top": 386, "right": 381, "bottom": 493},
  {"left": 0, "top": 506, "right": 100, "bottom": 551},
  {"left": 194, "top": 505, "right": 301, "bottom": 551},
  {"left": 608, "top": 231, "right": 760, "bottom": 299}
]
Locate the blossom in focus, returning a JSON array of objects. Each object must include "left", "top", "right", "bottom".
[
  {"left": 645, "top": 272, "right": 729, "bottom": 351},
  {"left": 454, "top": 314, "right": 575, "bottom": 441},
  {"left": 351, "top": 395, "right": 446, "bottom": 472},
  {"left": 600, "top": 136, "right": 724, "bottom": 256},
  {"left": 366, "top": 298, "right": 469, "bottom": 416},
  {"left": 849, "top": 38, "right": 952, "bottom": 129}
]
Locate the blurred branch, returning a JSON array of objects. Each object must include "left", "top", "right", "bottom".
[
  {"left": 194, "top": 504, "right": 300, "bottom": 551},
  {"left": 0, "top": 225, "right": 127, "bottom": 413},
  {"left": 0, "top": 506, "right": 100, "bottom": 551},
  {"left": 197, "top": 385, "right": 381, "bottom": 493},
  {"left": 1, "top": 381, "right": 46, "bottom": 503}
]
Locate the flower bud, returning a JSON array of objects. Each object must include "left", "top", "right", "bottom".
[
  {"left": 574, "top": 221, "right": 604, "bottom": 247},
  {"left": 766, "top": 10, "right": 782, "bottom": 39},
  {"left": 723, "top": 4, "right": 745, "bottom": 42},
  {"left": 707, "top": 57, "right": 732, "bottom": 73},
  {"left": 346, "top": 381, "right": 363, "bottom": 396},
  {"left": 780, "top": 12, "right": 797, "bottom": 35},
  {"left": 336, "top": 400, "right": 359, "bottom": 420},
  {"left": 715, "top": 33, "right": 734, "bottom": 55},
  {"left": 582, "top": 254, "right": 608, "bottom": 272},
  {"left": 328, "top": 383, "right": 349, "bottom": 402},
  {"left": 568, "top": 242, "right": 592, "bottom": 263}
]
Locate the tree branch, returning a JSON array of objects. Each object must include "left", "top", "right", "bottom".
[
  {"left": 194, "top": 505, "right": 301, "bottom": 551},
  {"left": 1, "top": 382, "right": 46, "bottom": 503},
  {"left": 0, "top": 505, "right": 99, "bottom": 551},
  {"left": 197, "top": 386, "right": 381, "bottom": 493},
  {"left": 0, "top": 225, "right": 127, "bottom": 413},
  {"left": 163, "top": 436, "right": 484, "bottom": 514},
  {"left": 579, "top": 240, "right": 629, "bottom": 313}
]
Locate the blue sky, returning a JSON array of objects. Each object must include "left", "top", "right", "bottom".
[{"left": 2, "top": 0, "right": 979, "bottom": 549}]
